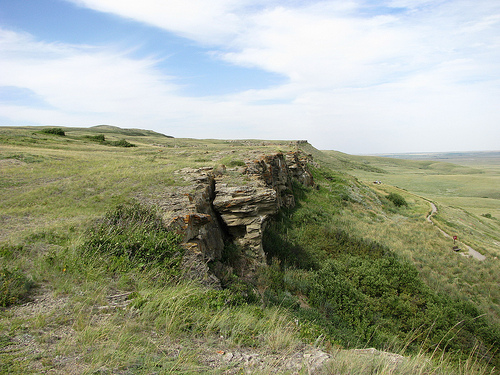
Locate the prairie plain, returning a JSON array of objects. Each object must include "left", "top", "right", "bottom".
[{"left": 1, "top": 126, "right": 499, "bottom": 374}]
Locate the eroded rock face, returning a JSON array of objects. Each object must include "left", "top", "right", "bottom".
[
  {"left": 160, "top": 169, "right": 225, "bottom": 287},
  {"left": 212, "top": 152, "right": 314, "bottom": 271},
  {"left": 158, "top": 151, "right": 314, "bottom": 283},
  {"left": 213, "top": 185, "right": 278, "bottom": 267}
]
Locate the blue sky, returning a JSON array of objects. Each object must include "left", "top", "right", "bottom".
[{"left": 0, "top": 0, "right": 499, "bottom": 154}]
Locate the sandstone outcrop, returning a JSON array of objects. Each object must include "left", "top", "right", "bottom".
[{"left": 160, "top": 151, "right": 314, "bottom": 284}]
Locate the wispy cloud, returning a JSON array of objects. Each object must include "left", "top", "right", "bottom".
[
  {"left": 0, "top": 28, "right": 194, "bottom": 125},
  {"left": 68, "top": 0, "right": 247, "bottom": 44},
  {"left": 1, "top": 1, "right": 499, "bottom": 153}
]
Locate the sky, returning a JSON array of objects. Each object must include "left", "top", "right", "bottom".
[{"left": 0, "top": 0, "right": 499, "bottom": 154}]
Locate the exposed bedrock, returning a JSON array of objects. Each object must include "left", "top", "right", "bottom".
[{"left": 161, "top": 151, "right": 314, "bottom": 284}]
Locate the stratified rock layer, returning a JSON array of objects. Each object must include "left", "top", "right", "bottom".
[{"left": 160, "top": 151, "right": 314, "bottom": 284}]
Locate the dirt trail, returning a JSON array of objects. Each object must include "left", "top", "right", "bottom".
[{"left": 426, "top": 201, "right": 486, "bottom": 261}]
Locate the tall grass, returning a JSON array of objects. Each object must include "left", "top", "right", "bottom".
[
  {"left": 320, "top": 346, "right": 497, "bottom": 375},
  {"left": 136, "top": 282, "right": 301, "bottom": 352},
  {"left": 41, "top": 281, "right": 303, "bottom": 373}
]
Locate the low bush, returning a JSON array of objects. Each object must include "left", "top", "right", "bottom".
[
  {"left": 387, "top": 192, "right": 408, "bottom": 207},
  {"left": 83, "top": 135, "right": 135, "bottom": 147},
  {"left": 86, "top": 134, "right": 106, "bottom": 143},
  {"left": 110, "top": 139, "right": 136, "bottom": 147},
  {"left": 41, "top": 128, "right": 65, "bottom": 136},
  {"left": 0, "top": 267, "right": 34, "bottom": 307},
  {"left": 261, "top": 166, "right": 500, "bottom": 369},
  {"left": 227, "top": 159, "right": 246, "bottom": 167},
  {"left": 83, "top": 202, "right": 183, "bottom": 271}
]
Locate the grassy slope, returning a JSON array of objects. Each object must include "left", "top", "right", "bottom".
[
  {"left": 264, "top": 161, "right": 500, "bottom": 366},
  {"left": 320, "top": 149, "right": 500, "bottom": 312},
  {"left": 330, "top": 150, "right": 500, "bottom": 258},
  {"left": 0, "top": 126, "right": 499, "bottom": 374}
]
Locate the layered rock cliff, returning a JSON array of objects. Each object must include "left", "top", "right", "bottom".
[{"left": 161, "top": 151, "right": 314, "bottom": 285}]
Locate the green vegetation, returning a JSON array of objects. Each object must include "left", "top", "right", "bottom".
[
  {"left": 84, "top": 133, "right": 136, "bottom": 147},
  {"left": 262, "top": 167, "right": 500, "bottom": 369},
  {"left": 0, "top": 267, "right": 34, "bottom": 307},
  {"left": 387, "top": 192, "right": 408, "bottom": 207},
  {"left": 0, "top": 126, "right": 499, "bottom": 374},
  {"left": 227, "top": 159, "right": 246, "bottom": 167},
  {"left": 109, "top": 138, "right": 136, "bottom": 147},
  {"left": 40, "top": 127, "right": 65, "bottom": 136},
  {"left": 85, "top": 133, "right": 106, "bottom": 142},
  {"left": 83, "top": 202, "right": 183, "bottom": 272}
]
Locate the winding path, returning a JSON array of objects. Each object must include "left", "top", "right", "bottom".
[{"left": 426, "top": 201, "right": 486, "bottom": 261}]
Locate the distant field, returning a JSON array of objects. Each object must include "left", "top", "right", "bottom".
[
  {"left": 326, "top": 150, "right": 500, "bottom": 258},
  {"left": 373, "top": 150, "right": 500, "bottom": 165}
]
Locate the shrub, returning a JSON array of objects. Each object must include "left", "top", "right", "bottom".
[
  {"left": 386, "top": 192, "right": 408, "bottom": 207},
  {"left": 0, "top": 268, "right": 34, "bottom": 307},
  {"left": 227, "top": 159, "right": 246, "bottom": 167},
  {"left": 41, "top": 127, "right": 65, "bottom": 136},
  {"left": 83, "top": 202, "right": 183, "bottom": 271},
  {"left": 259, "top": 165, "right": 500, "bottom": 366},
  {"left": 110, "top": 139, "right": 136, "bottom": 147},
  {"left": 84, "top": 135, "right": 136, "bottom": 147},
  {"left": 86, "top": 134, "right": 106, "bottom": 142}
]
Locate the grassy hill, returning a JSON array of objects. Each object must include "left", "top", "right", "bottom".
[
  {"left": 0, "top": 126, "right": 499, "bottom": 374},
  {"left": 325, "top": 150, "right": 500, "bottom": 259}
]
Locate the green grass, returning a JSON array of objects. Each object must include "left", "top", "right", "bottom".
[
  {"left": 1, "top": 126, "right": 499, "bottom": 374},
  {"left": 261, "top": 166, "right": 500, "bottom": 369},
  {"left": 0, "top": 126, "right": 308, "bottom": 373},
  {"left": 320, "top": 345, "right": 497, "bottom": 375},
  {"left": 327, "top": 149, "right": 500, "bottom": 260},
  {"left": 82, "top": 202, "right": 184, "bottom": 272},
  {"left": 0, "top": 267, "right": 34, "bottom": 307}
]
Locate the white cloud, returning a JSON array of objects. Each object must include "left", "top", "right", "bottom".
[
  {"left": 60, "top": 1, "right": 500, "bottom": 91},
  {"left": 1, "top": 1, "right": 500, "bottom": 153},
  {"left": 68, "top": 0, "right": 247, "bottom": 44},
  {"left": 219, "top": 7, "right": 412, "bottom": 89},
  {"left": 0, "top": 28, "right": 198, "bottom": 125}
]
